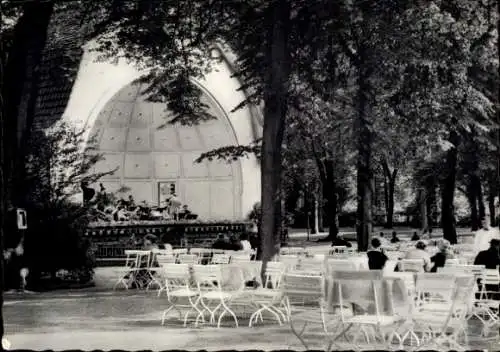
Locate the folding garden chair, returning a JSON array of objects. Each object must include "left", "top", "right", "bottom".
[
  {"left": 154, "top": 254, "right": 178, "bottom": 295},
  {"left": 413, "top": 275, "right": 475, "bottom": 351},
  {"left": 192, "top": 264, "right": 245, "bottom": 328},
  {"left": 248, "top": 261, "right": 287, "bottom": 326},
  {"left": 160, "top": 263, "right": 201, "bottom": 327},
  {"left": 398, "top": 259, "right": 425, "bottom": 273},
  {"left": 113, "top": 250, "right": 149, "bottom": 290},
  {"left": 211, "top": 253, "right": 231, "bottom": 264},
  {"left": 177, "top": 254, "right": 200, "bottom": 264},
  {"left": 328, "top": 270, "right": 405, "bottom": 350}
]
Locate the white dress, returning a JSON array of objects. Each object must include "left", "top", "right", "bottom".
[{"left": 240, "top": 240, "right": 252, "bottom": 251}]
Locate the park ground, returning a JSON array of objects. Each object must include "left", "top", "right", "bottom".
[{"left": 3, "top": 228, "right": 494, "bottom": 351}]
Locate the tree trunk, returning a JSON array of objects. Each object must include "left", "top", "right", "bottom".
[
  {"left": 313, "top": 194, "right": 320, "bottom": 235},
  {"left": 318, "top": 160, "right": 339, "bottom": 242},
  {"left": 260, "top": 0, "right": 290, "bottom": 280},
  {"left": 381, "top": 160, "right": 397, "bottom": 229},
  {"left": 318, "top": 186, "right": 324, "bottom": 232},
  {"left": 425, "top": 177, "right": 437, "bottom": 232},
  {"left": 476, "top": 176, "right": 486, "bottom": 227},
  {"left": 441, "top": 132, "right": 459, "bottom": 244},
  {"left": 355, "top": 85, "right": 373, "bottom": 251},
  {"left": 419, "top": 188, "right": 429, "bottom": 232},
  {"left": 467, "top": 178, "right": 480, "bottom": 231},
  {"left": 488, "top": 175, "right": 496, "bottom": 227}
]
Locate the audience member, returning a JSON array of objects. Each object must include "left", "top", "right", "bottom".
[
  {"left": 239, "top": 233, "right": 252, "bottom": 251},
  {"left": 390, "top": 231, "right": 400, "bottom": 243},
  {"left": 410, "top": 231, "right": 420, "bottom": 241},
  {"left": 404, "top": 240, "right": 431, "bottom": 272},
  {"left": 367, "top": 238, "right": 388, "bottom": 270},
  {"left": 331, "top": 234, "right": 352, "bottom": 248},
  {"left": 430, "top": 239, "right": 454, "bottom": 272},
  {"left": 474, "top": 239, "right": 500, "bottom": 269},
  {"left": 474, "top": 239, "right": 500, "bottom": 299}
]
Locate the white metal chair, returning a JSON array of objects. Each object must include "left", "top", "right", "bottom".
[
  {"left": 281, "top": 247, "right": 306, "bottom": 256},
  {"left": 177, "top": 254, "right": 200, "bottom": 264},
  {"left": 154, "top": 254, "right": 178, "bottom": 295},
  {"left": 324, "top": 258, "right": 358, "bottom": 273},
  {"left": 160, "top": 263, "right": 201, "bottom": 327},
  {"left": 113, "top": 250, "right": 150, "bottom": 290},
  {"left": 399, "top": 259, "right": 425, "bottom": 273},
  {"left": 281, "top": 272, "right": 335, "bottom": 347},
  {"left": 230, "top": 253, "right": 252, "bottom": 263},
  {"left": 413, "top": 275, "right": 475, "bottom": 350},
  {"left": 279, "top": 255, "right": 299, "bottom": 271},
  {"left": 474, "top": 268, "right": 500, "bottom": 337},
  {"left": 192, "top": 264, "right": 245, "bottom": 328},
  {"left": 211, "top": 254, "right": 231, "bottom": 264},
  {"left": 248, "top": 262, "right": 287, "bottom": 326},
  {"left": 329, "top": 270, "right": 405, "bottom": 349},
  {"left": 329, "top": 246, "right": 348, "bottom": 256}
]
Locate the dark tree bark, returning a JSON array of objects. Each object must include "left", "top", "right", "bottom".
[
  {"left": 259, "top": 0, "right": 290, "bottom": 279},
  {"left": 2, "top": 1, "right": 54, "bottom": 206},
  {"left": 419, "top": 188, "right": 429, "bottom": 232},
  {"left": 441, "top": 132, "right": 459, "bottom": 244},
  {"left": 466, "top": 178, "right": 480, "bottom": 231},
  {"left": 477, "top": 176, "right": 486, "bottom": 226},
  {"left": 355, "top": 60, "right": 373, "bottom": 252},
  {"left": 381, "top": 159, "right": 397, "bottom": 229},
  {"left": 425, "top": 176, "right": 437, "bottom": 232},
  {"left": 488, "top": 174, "right": 497, "bottom": 226}
]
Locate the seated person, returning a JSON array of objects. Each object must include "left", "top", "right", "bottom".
[
  {"left": 410, "top": 231, "right": 420, "bottom": 241},
  {"left": 178, "top": 205, "right": 192, "bottom": 220},
  {"left": 212, "top": 234, "right": 231, "bottom": 250},
  {"left": 367, "top": 238, "right": 388, "bottom": 270},
  {"left": 474, "top": 239, "right": 500, "bottom": 299},
  {"left": 430, "top": 239, "right": 454, "bottom": 273},
  {"left": 331, "top": 234, "right": 352, "bottom": 248},
  {"left": 229, "top": 235, "right": 243, "bottom": 251},
  {"left": 239, "top": 233, "right": 252, "bottom": 251},
  {"left": 390, "top": 231, "right": 400, "bottom": 243},
  {"left": 474, "top": 238, "right": 500, "bottom": 269},
  {"left": 404, "top": 240, "right": 432, "bottom": 272}
]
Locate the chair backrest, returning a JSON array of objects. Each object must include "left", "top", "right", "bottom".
[
  {"left": 444, "top": 258, "right": 460, "bottom": 266},
  {"left": 281, "top": 247, "right": 306, "bottom": 256},
  {"left": 332, "top": 270, "right": 385, "bottom": 321},
  {"left": 156, "top": 254, "right": 177, "bottom": 265},
  {"left": 152, "top": 248, "right": 172, "bottom": 255},
  {"left": 161, "top": 263, "right": 192, "bottom": 295},
  {"left": 230, "top": 253, "right": 252, "bottom": 263},
  {"left": 192, "top": 264, "right": 221, "bottom": 290},
  {"left": 211, "top": 249, "right": 225, "bottom": 254},
  {"left": 282, "top": 272, "right": 325, "bottom": 306},
  {"left": 211, "top": 253, "right": 231, "bottom": 264},
  {"left": 452, "top": 274, "right": 475, "bottom": 314},
  {"left": 481, "top": 268, "right": 500, "bottom": 286},
  {"left": 415, "top": 273, "right": 456, "bottom": 307},
  {"left": 329, "top": 246, "right": 348, "bottom": 255},
  {"left": 279, "top": 255, "right": 299, "bottom": 270},
  {"left": 190, "top": 248, "right": 210, "bottom": 255},
  {"left": 177, "top": 254, "right": 199, "bottom": 264},
  {"left": 296, "top": 257, "right": 324, "bottom": 274},
  {"left": 263, "top": 261, "right": 286, "bottom": 289},
  {"left": 324, "top": 258, "right": 357, "bottom": 273},
  {"left": 399, "top": 259, "right": 425, "bottom": 272},
  {"left": 173, "top": 248, "right": 188, "bottom": 255},
  {"left": 124, "top": 250, "right": 151, "bottom": 268}
]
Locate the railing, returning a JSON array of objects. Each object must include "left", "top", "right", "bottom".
[{"left": 88, "top": 220, "right": 253, "bottom": 266}]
